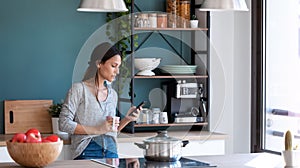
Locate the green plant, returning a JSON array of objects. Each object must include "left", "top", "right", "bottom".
[
  {"left": 191, "top": 15, "right": 198, "bottom": 20},
  {"left": 106, "top": 0, "right": 138, "bottom": 96},
  {"left": 48, "top": 103, "right": 62, "bottom": 118}
]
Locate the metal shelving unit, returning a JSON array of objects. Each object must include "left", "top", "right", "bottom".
[{"left": 122, "top": 0, "right": 210, "bottom": 133}]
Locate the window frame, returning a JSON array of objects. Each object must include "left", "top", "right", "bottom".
[
  {"left": 250, "top": 0, "right": 300, "bottom": 154},
  {"left": 251, "top": 0, "right": 264, "bottom": 153}
]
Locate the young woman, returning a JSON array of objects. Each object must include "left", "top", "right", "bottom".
[{"left": 59, "top": 42, "right": 141, "bottom": 160}]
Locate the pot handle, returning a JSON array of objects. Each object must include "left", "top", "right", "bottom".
[
  {"left": 182, "top": 140, "right": 189, "bottom": 147},
  {"left": 134, "top": 142, "right": 148, "bottom": 149}
]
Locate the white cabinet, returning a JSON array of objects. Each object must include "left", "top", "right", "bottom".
[
  {"left": 181, "top": 140, "right": 225, "bottom": 156},
  {"left": 117, "top": 139, "right": 225, "bottom": 158},
  {"left": 62, "top": 145, "right": 72, "bottom": 160},
  {"left": 0, "top": 147, "right": 12, "bottom": 162},
  {"left": 58, "top": 145, "right": 72, "bottom": 160}
]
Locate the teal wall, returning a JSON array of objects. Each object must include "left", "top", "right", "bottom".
[
  {"left": 0, "top": 0, "right": 106, "bottom": 134},
  {"left": 0, "top": 0, "right": 191, "bottom": 134}
]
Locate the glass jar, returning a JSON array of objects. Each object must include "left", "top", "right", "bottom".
[
  {"left": 157, "top": 13, "right": 168, "bottom": 28},
  {"left": 148, "top": 13, "right": 157, "bottom": 28},
  {"left": 168, "top": 13, "right": 178, "bottom": 28},
  {"left": 167, "top": 0, "right": 180, "bottom": 15},
  {"left": 151, "top": 108, "right": 161, "bottom": 124},
  {"left": 134, "top": 14, "right": 139, "bottom": 27},
  {"left": 179, "top": 0, "right": 190, "bottom": 28},
  {"left": 180, "top": 0, "right": 190, "bottom": 20},
  {"left": 140, "top": 108, "right": 152, "bottom": 124},
  {"left": 137, "top": 13, "right": 149, "bottom": 28}
]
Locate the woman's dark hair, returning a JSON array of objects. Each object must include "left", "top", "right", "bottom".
[{"left": 83, "top": 42, "right": 121, "bottom": 81}]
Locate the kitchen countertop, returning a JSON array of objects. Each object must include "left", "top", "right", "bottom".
[
  {"left": 0, "top": 131, "right": 227, "bottom": 146},
  {"left": 0, "top": 153, "right": 284, "bottom": 167},
  {"left": 117, "top": 131, "right": 227, "bottom": 143}
]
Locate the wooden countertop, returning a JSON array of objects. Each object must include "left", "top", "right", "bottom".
[
  {"left": 0, "top": 131, "right": 227, "bottom": 147},
  {"left": 0, "top": 153, "right": 284, "bottom": 167}
]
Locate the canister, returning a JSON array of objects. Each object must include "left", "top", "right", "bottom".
[
  {"left": 159, "top": 112, "right": 168, "bottom": 124},
  {"left": 179, "top": 0, "right": 190, "bottom": 20},
  {"left": 168, "top": 13, "right": 178, "bottom": 28},
  {"left": 157, "top": 13, "right": 167, "bottom": 28},
  {"left": 140, "top": 108, "right": 152, "bottom": 124},
  {"left": 151, "top": 108, "right": 161, "bottom": 124},
  {"left": 137, "top": 13, "right": 149, "bottom": 28},
  {"left": 148, "top": 13, "right": 157, "bottom": 28},
  {"left": 179, "top": 0, "right": 190, "bottom": 28},
  {"left": 167, "top": 0, "right": 180, "bottom": 15}
]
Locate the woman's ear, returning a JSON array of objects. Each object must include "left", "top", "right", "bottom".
[{"left": 96, "top": 60, "right": 101, "bottom": 68}]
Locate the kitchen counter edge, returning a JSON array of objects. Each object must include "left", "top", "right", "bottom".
[{"left": 0, "top": 131, "right": 227, "bottom": 146}]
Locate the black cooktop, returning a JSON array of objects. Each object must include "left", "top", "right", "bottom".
[{"left": 91, "top": 157, "right": 217, "bottom": 168}]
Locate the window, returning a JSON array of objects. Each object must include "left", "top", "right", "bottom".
[{"left": 251, "top": 0, "right": 300, "bottom": 153}]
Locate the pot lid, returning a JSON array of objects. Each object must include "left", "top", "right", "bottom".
[{"left": 144, "top": 131, "right": 180, "bottom": 143}]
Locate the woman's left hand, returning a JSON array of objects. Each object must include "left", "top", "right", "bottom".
[
  {"left": 125, "top": 158, "right": 140, "bottom": 168},
  {"left": 125, "top": 106, "right": 141, "bottom": 122}
]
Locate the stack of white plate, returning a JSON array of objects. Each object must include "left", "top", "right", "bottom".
[{"left": 160, "top": 65, "right": 197, "bottom": 74}]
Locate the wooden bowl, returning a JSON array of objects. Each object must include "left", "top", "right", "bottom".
[{"left": 6, "top": 140, "right": 63, "bottom": 167}]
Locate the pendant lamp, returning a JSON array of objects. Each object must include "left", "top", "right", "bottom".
[
  {"left": 77, "top": 0, "right": 128, "bottom": 12},
  {"left": 199, "top": 0, "right": 249, "bottom": 11}
]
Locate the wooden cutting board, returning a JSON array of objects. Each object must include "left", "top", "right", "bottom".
[{"left": 4, "top": 100, "right": 53, "bottom": 134}]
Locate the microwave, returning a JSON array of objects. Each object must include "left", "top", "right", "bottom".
[
  {"left": 176, "top": 81, "right": 198, "bottom": 98},
  {"left": 161, "top": 80, "right": 205, "bottom": 123}
]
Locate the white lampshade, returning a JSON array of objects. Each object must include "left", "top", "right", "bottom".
[
  {"left": 77, "top": 0, "right": 128, "bottom": 12},
  {"left": 199, "top": 0, "right": 249, "bottom": 11}
]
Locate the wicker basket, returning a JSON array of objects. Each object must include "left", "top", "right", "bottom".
[{"left": 6, "top": 140, "right": 63, "bottom": 167}]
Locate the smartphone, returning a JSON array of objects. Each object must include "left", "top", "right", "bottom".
[
  {"left": 129, "top": 101, "right": 146, "bottom": 116},
  {"left": 136, "top": 101, "right": 146, "bottom": 109}
]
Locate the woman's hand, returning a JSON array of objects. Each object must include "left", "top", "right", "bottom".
[
  {"left": 74, "top": 119, "right": 117, "bottom": 134},
  {"left": 105, "top": 116, "right": 120, "bottom": 132},
  {"left": 118, "top": 106, "right": 142, "bottom": 132},
  {"left": 125, "top": 158, "right": 140, "bottom": 168},
  {"left": 125, "top": 106, "right": 141, "bottom": 122}
]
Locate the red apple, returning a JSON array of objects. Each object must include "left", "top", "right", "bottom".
[
  {"left": 25, "top": 128, "right": 42, "bottom": 143},
  {"left": 44, "top": 134, "right": 60, "bottom": 142},
  {"left": 41, "top": 137, "right": 52, "bottom": 143},
  {"left": 11, "top": 133, "right": 26, "bottom": 143}
]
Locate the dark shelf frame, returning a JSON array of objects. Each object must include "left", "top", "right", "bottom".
[{"left": 122, "top": 0, "right": 210, "bottom": 133}]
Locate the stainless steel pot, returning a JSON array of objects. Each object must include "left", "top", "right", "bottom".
[{"left": 134, "top": 131, "right": 189, "bottom": 162}]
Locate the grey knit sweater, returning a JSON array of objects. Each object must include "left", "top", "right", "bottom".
[{"left": 59, "top": 82, "right": 118, "bottom": 159}]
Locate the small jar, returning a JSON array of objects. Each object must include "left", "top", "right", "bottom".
[
  {"left": 179, "top": 0, "right": 190, "bottom": 28},
  {"left": 157, "top": 13, "right": 167, "bottom": 28},
  {"left": 159, "top": 112, "right": 168, "bottom": 124},
  {"left": 151, "top": 108, "right": 161, "bottom": 124},
  {"left": 148, "top": 13, "right": 157, "bottom": 28},
  {"left": 141, "top": 108, "right": 151, "bottom": 124},
  {"left": 134, "top": 14, "right": 139, "bottom": 27},
  {"left": 142, "top": 13, "right": 150, "bottom": 28},
  {"left": 168, "top": 13, "right": 177, "bottom": 28},
  {"left": 137, "top": 13, "right": 149, "bottom": 28},
  {"left": 167, "top": 0, "right": 180, "bottom": 15},
  {"left": 180, "top": 0, "right": 190, "bottom": 20}
]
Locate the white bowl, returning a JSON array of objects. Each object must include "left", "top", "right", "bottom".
[{"left": 134, "top": 58, "right": 161, "bottom": 76}]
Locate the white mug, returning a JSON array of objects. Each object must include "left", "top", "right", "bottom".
[
  {"left": 159, "top": 112, "right": 168, "bottom": 124},
  {"left": 107, "top": 116, "right": 120, "bottom": 132}
]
